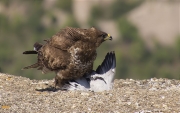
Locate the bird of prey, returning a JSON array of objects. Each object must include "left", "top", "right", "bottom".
[
  {"left": 22, "top": 27, "right": 112, "bottom": 87},
  {"left": 61, "top": 51, "right": 116, "bottom": 92}
]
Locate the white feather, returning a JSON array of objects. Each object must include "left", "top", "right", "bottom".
[
  {"left": 34, "top": 47, "right": 37, "bottom": 51},
  {"left": 90, "top": 67, "right": 115, "bottom": 92}
]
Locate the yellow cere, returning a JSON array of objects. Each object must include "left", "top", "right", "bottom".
[{"left": 108, "top": 34, "right": 111, "bottom": 37}]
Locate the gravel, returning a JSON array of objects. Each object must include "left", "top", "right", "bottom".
[{"left": 0, "top": 73, "right": 180, "bottom": 112}]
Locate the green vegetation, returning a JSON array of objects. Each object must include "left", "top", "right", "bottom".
[
  {"left": 114, "top": 18, "right": 180, "bottom": 79},
  {"left": 0, "top": 0, "right": 179, "bottom": 80}
]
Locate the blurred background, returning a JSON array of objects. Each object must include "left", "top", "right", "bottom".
[{"left": 0, "top": 0, "right": 180, "bottom": 80}]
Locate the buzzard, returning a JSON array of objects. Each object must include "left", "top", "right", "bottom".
[
  {"left": 23, "top": 27, "right": 112, "bottom": 87},
  {"left": 61, "top": 51, "right": 116, "bottom": 92}
]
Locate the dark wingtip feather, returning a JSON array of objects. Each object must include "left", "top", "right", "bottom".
[
  {"left": 96, "top": 51, "right": 116, "bottom": 74},
  {"left": 23, "top": 51, "right": 38, "bottom": 54},
  {"left": 111, "top": 51, "right": 116, "bottom": 69},
  {"left": 96, "top": 65, "right": 104, "bottom": 74}
]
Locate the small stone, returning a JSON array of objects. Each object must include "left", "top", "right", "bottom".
[{"left": 80, "top": 92, "right": 89, "bottom": 96}]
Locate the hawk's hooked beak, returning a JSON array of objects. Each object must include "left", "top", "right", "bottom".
[{"left": 104, "top": 34, "right": 112, "bottom": 41}]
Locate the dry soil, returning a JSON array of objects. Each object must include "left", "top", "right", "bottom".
[{"left": 0, "top": 73, "right": 180, "bottom": 113}]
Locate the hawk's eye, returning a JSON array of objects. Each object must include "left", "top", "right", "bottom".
[{"left": 101, "top": 34, "right": 107, "bottom": 38}]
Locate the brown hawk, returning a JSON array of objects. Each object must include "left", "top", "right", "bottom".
[{"left": 22, "top": 27, "right": 112, "bottom": 87}]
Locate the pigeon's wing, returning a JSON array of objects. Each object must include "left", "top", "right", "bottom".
[
  {"left": 90, "top": 51, "right": 116, "bottom": 92},
  {"left": 96, "top": 51, "right": 116, "bottom": 75},
  {"left": 61, "top": 78, "right": 90, "bottom": 91}
]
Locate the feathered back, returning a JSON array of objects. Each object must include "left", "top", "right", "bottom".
[{"left": 48, "top": 27, "right": 110, "bottom": 50}]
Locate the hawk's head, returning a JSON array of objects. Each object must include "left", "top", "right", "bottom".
[{"left": 89, "top": 27, "right": 112, "bottom": 47}]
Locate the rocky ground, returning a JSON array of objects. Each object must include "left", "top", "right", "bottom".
[{"left": 0, "top": 73, "right": 180, "bottom": 113}]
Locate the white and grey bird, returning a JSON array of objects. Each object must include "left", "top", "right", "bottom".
[{"left": 61, "top": 51, "right": 116, "bottom": 92}]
